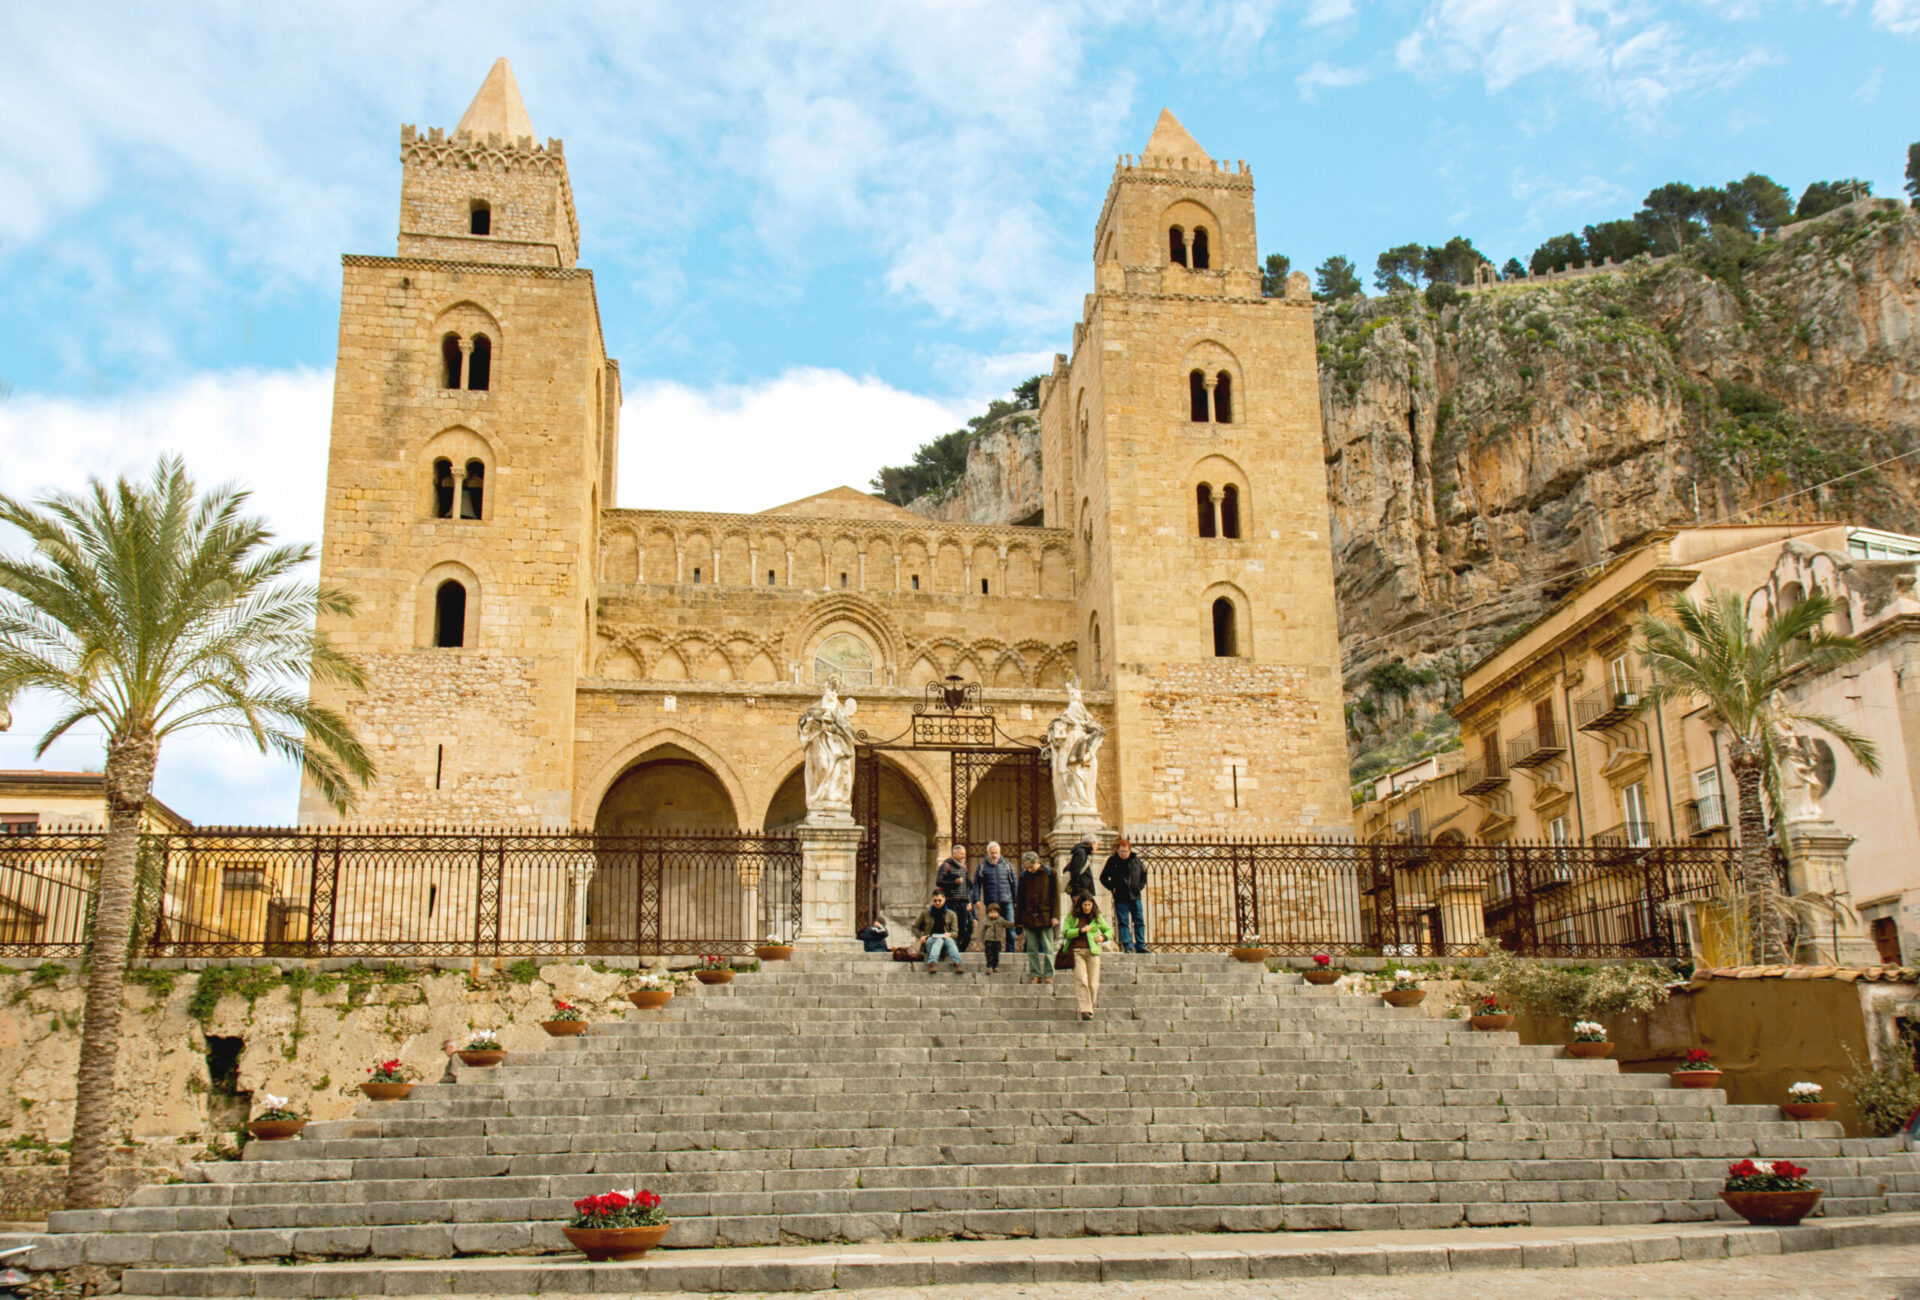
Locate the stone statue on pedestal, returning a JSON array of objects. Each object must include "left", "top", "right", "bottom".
[
  {"left": 798, "top": 681, "right": 859, "bottom": 822},
  {"left": 1043, "top": 679, "right": 1105, "bottom": 818}
]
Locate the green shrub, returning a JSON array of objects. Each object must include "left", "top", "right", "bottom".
[
  {"left": 1475, "top": 950, "right": 1674, "bottom": 1020},
  {"left": 1844, "top": 1040, "right": 1920, "bottom": 1137},
  {"left": 506, "top": 959, "right": 541, "bottom": 985}
]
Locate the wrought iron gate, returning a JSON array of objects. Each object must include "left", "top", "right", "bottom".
[{"left": 851, "top": 676, "right": 1053, "bottom": 930}]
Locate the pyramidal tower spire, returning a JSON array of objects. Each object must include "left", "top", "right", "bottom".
[
  {"left": 1141, "top": 108, "right": 1212, "bottom": 168},
  {"left": 455, "top": 57, "right": 534, "bottom": 141}
]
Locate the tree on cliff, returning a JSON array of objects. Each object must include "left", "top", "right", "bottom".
[
  {"left": 1261, "top": 252, "right": 1291, "bottom": 296},
  {"left": 1907, "top": 143, "right": 1919, "bottom": 207},
  {"left": 1373, "top": 243, "right": 1425, "bottom": 293},
  {"left": 1794, "top": 179, "right": 1872, "bottom": 221},
  {"left": 1314, "top": 255, "right": 1362, "bottom": 301},
  {"left": 0, "top": 459, "right": 374, "bottom": 1208},
  {"left": 1636, "top": 588, "right": 1878, "bottom": 964},
  {"left": 871, "top": 377, "right": 1044, "bottom": 506},
  {"left": 1529, "top": 233, "right": 1586, "bottom": 274}
]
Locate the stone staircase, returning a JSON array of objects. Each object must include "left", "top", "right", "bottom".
[{"left": 22, "top": 953, "right": 1920, "bottom": 1276}]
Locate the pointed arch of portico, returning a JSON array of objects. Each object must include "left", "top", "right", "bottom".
[
  {"left": 574, "top": 727, "right": 754, "bottom": 831},
  {"left": 756, "top": 741, "right": 952, "bottom": 835}
]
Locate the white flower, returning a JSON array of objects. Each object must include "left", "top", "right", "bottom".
[
  {"left": 1788, "top": 1081, "right": 1823, "bottom": 1098},
  {"left": 1573, "top": 1021, "right": 1604, "bottom": 1036},
  {"left": 259, "top": 1093, "right": 287, "bottom": 1111},
  {"left": 613, "top": 1188, "right": 636, "bottom": 1198},
  {"left": 1394, "top": 969, "right": 1414, "bottom": 981},
  {"left": 1753, "top": 1160, "right": 1775, "bottom": 1175}
]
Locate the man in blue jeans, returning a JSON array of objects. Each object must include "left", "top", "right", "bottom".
[
  {"left": 1099, "top": 836, "right": 1149, "bottom": 953},
  {"left": 913, "top": 890, "right": 962, "bottom": 973}
]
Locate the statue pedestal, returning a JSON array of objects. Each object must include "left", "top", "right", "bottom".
[
  {"left": 1782, "top": 818, "right": 1875, "bottom": 965},
  {"left": 793, "top": 817, "right": 863, "bottom": 950}
]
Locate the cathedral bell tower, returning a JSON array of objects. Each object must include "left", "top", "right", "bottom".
[
  {"left": 1037, "top": 110, "right": 1348, "bottom": 835},
  {"left": 302, "top": 59, "right": 621, "bottom": 827}
]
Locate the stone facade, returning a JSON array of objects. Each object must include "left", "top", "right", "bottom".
[{"left": 304, "top": 72, "right": 1350, "bottom": 909}]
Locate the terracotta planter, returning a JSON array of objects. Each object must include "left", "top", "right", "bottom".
[
  {"left": 1231, "top": 947, "right": 1269, "bottom": 963},
  {"left": 359, "top": 1081, "right": 414, "bottom": 1101},
  {"left": 695, "top": 969, "right": 735, "bottom": 985},
  {"left": 541, "top": 1020, "right": 590, "bottom": 1037},
  {"left": 1721, "top": 1188, "right": 1821, "bottom": 1227},
  {"left": 245, "top": 1118, "right": 306, "bottom": 1141},
  {"left": 1782, "top": 1101, "right": 1839, "bottom": 1121},
  {"left": 561, "top": 1222, "right": 670, "bottom": 1261},
  {"left": 1671, "top": 1069, "right": 1723, "bottom": 1089},
  {"left": 754, "top": 944, "right": 794, "bottom": 961},
  {"left": 1382, "top": 988, "right": 1426, "bottom": 1007},
  {"left": 627, "top": 989, "right": 673, "bottom": 1009},
  {"left": 457, "top": 1049, "right": 508, "bottom": 1067},
  {"left": 1302, "top": 968, "right": 1342, "bottom": 986},
  {"left": 1470, "top": 1013, "right": 1515, "bottom": 1031},
  {"left": 1566, "top": 1041, "right": 1616, "bottom": 1059}
]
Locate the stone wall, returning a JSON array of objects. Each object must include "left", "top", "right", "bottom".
[{"left": 0, "top": 960, "right": 644, "bottom": 1220}]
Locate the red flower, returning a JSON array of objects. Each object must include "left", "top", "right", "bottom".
[
  {"left": 1773, "top": 1160, "right": 1808, "bottom": 1181},
  {"left": 1684, "top": 1049, "right": 1712, "bottom": 1067},
  {"left": 1727, "top": 1159, "right": 1761, "bottom": 1179},
  {"left": 1313, "top": 954, "right": 1332, "bottom": 967}
]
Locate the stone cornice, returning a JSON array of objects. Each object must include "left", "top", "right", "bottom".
[{"left": 604, "top": 507, "right": 1071, "bottom": 545}]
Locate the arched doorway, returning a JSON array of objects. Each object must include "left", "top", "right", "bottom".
[
  {"left": 767, "top": 758, "right": 937, "bottom": 927},
  {"left": 589, "top": 746, "right": 740, "bottom": 948}
]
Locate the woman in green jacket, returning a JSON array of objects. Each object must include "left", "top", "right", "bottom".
[{"left": 1059, "top": 893, "right": 1115, "bottom": 1020}]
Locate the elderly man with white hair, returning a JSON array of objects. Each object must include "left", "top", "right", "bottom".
[{"left": 971, "top": 840, "right": 1019, "bottom": 955}]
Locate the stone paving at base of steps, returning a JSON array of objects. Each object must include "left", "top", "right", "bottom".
[{"left": 113, "top": 1212, "right": 1920, "bottom": 1296}]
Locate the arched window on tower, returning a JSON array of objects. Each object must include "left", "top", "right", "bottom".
[
  {"left": 1214, "top": 371, "right": 1233, "bottom": 424},
  {"left": 1169, "top": 226, "right": 1188, "bottom": 267},
  {"left": 1212, "top": 597, "right": 1237, "bottom": 658},
  {"left": 1191, "top": 227, "right": 1211, "bottom": 269},
  {"left": 459, "top": 460, "right": 485, "bottom": 520},
  {"left": 467, "top": 334, "right": 492, "bottom": 391},
  {"left": 441, "top": 334, "right": 463, "bottom": 389},
  {"left": 1196, "top": 483, "right": 1216, "bottom": 538},
  {"left": 1220, "top": 484, "right": 1240, "bottom": 539},
  {"left": 469, "top": 200, "right": 491, "bottom": 235},
  {"left": 435, "top": 580, "right": 468, "bottom": 648},
  {"left": 1189, "top": 370, "right": 1208, "bottom": 423},
  {"left": 432, "top": 458, "right": 456, "bottom": 519},
  {"left": 1091, "top": 616, "right": 1103, "bottom": 682}
]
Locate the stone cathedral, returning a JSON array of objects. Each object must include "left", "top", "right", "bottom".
[{"left": 303, "top": 60, "right": 1350, "bottom": 923}]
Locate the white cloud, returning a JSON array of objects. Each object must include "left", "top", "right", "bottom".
[
  {"left": 1851, "top": 67, "right": 1883, "bottom": 102},
  {"left": 1303, "top": 0, "right": 1358, "bottom": 25},
  {"left": 0, "top": 368, "right": 335, "bottom": 824},
  {"left": 616, "top": 368, "right": 971, "bottom": 513},
  {"left": 1872, "top": 0, "right": 1920, "bottom": 33},
  {"left": 1296, "top": 60, "right": 1372, "bottom": 101},
  {"left": 1396, "top": 1, "right": 1776, "bottom": 124},
  {"left": 1507, "top": 167, "right": 1630, "bottom": 228}
]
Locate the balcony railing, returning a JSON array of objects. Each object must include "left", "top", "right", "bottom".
[
  {"left": 1576, "top": 678, "right": 1647, "bottom": 732},
  {"left": 1459, "top": 755, "right": 1508, "bottom": 797},
  {"left": 1591, "top": 820, "right": 1656, "bottom": 849},
  {"left": 1684, "top": 795, "right": 1730, "bottom": 837},
  {"left": 1507, "top": 722, "right": 1566, "bottom": 770}
]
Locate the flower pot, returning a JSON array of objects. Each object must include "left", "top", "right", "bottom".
[
  {"left": 1721, "top": 1188, "right": 1821, "bottom": 1227},
  {"left": 561, "top": 1222, "right": 670, "bottom": 1261},
  {"left": 1671, "top": 1069, "right": 1723, "bottom": 1089},
  {"left": 1469, "top": 1013, "right": 1515, "bottom": 1031},
  {"left": 541, "top": 1020, "right": 590, "bottom": 1037},
  {"left": 245, "top": 1119, "right": 306, "bottom": 1141},
  {"left": 1781, "top": 1101, "right": 1838, "bottom": 1121},
  {"left": 1231, "top": 947, "right": 1269, "bottom": 963},
  {"left": 1566, "top": 1041, "right": 1616, "bottom": 1059},
  {"left": 457, "top": 1049, "right": 508, "bottom": 1067},
  {"left": 1302, "top": 968, "right": 1342, "bottom": 986},
  {"left": 754, "top": 944, "right": 794, "bottom": 961},
  {"left": 627, "top": 989, "right": 673, "bottom": 1009},
  {"left": 694, "top": 969, "right": 735, "bottom": 985},
  {"left": 359, "top": 1081, "right": 414, "bottom": 1101},
  {"left": 1382, "top": 988, "right": 1426, "bottom": 1007}
]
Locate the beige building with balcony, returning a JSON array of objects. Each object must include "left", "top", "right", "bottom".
[{"left": 1355, "top": 523, "right": 1920, "bottom": 962}]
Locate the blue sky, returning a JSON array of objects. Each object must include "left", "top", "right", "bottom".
[{"left": 1, "top": 0, "right": 1916, "bottom": 822}]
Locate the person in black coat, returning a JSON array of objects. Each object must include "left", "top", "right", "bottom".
[
  {"left": 933, "top": 844, "right": 974, "bottom": 951},
  {"left": 1098, "top": 835, "right": 1149, "bottom": 953},
  {"left": 1064, "top": 834, "right": 1097, "bottom": 900}
]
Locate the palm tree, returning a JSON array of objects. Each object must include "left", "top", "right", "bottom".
[
  {"left": 0, "top": 459, "right": 374, "bottom": 1209},
  {"left": 1637, "top": 587, "right": 1878, "bottom": 964}
]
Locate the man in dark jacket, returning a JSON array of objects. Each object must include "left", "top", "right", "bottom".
[
  {"left": 1064, "top": 834, "right": 1097, "bottom": 901},
  {"left": 1014, "top": 850, "right": 1060, "bottom": 982},
  {"left": 933, "top": 844, "right": 973, "bottom": 951},
  {"left": 1099, "top": 835, "right": 1149, "bottom": 953},
  {"left": 913, "top": 890, "right": 962, "bottom": 973},
  {"left": 971, "top": 841, "right": 1018, "bottom": 951}
]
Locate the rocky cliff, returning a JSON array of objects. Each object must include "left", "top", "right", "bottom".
[
  {"left": 905, "top": 410, "right": 1043, "bottom": 525},
  {"left": 908, "top": 199, "right": 1920, "bottom": 766}
]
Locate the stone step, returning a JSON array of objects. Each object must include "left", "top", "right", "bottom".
[{"left": 91, "top": 1212, "right": 1920, "bottom": 1296}]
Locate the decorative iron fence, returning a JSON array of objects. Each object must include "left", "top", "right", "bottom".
[
  {"left": 1131, "top": 836, "right": 1739, "bottom": 959},
  {"left": 0, "top": 829, "right": 803, "bottom": 960}
]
